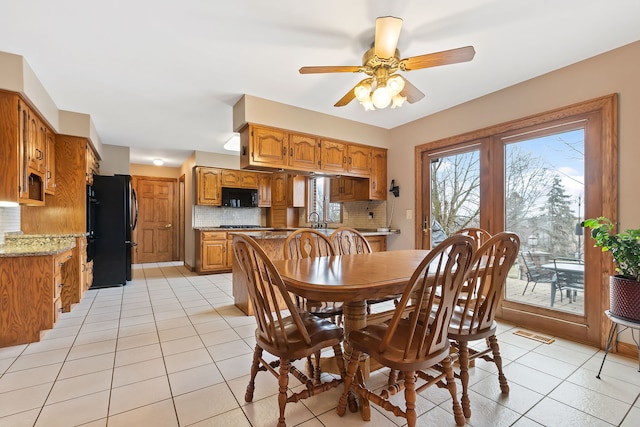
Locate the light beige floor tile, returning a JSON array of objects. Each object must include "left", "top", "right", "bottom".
[
  {"left": 510, "top": 416, "right": 546, "bottom": 427},
  {"left": 0, "top": 383, "right": 52, "bottom": 418},
  {"left": 232, "top": 323, "right": 257, "bottom": 339},
  {"left": 193, "top": 318, "right": 229, "bottom": 335},
  {"left": 0, "top": 344, "right": 27, "bottom": 360},
  {"left": 174, "top": 383, "right": 246, "bottom": 426},
  {"left": 168, "top": 363, "right": 224, "bottom": 396},
  {"left": 471, "top": 373, "right": 544, "bottom": 414},
  {"left": 116, "top": 331, "right": 159, "bottom": 351},
  {"left": 78, "top": 321, "right": 118, "bottom": 334},
  {"left": 106, "top": 398, "right": 178, "bottom": 427},
  {"left": 227, "top": 373, "right": 279, "bottom": 405},
  {"left": 526, "top": 396, "right": 613, "bottom": 427},
  {"left": 567, "top": 367, "right": 640, "bottom": 404},
  {"left": 117, "top": 322, "right": 157, "bottom": 338},
  {"left": 549, "top": 381, "right": 631, "bottom": 425},
  {"left": 502, "top": 362, "right": 563, "bottom": 395},
  {"left": 22, "top": 335, "right": 75, "bottom": 355},
  {"left": 57, "top": 353, "right": 114, "bottom": 380},
  {"left": 160, "top": 335, "right": 205, "bottom": 356},
  {"left": 516, "top": 351, "right": 578, "bottom": 379},
  {"left": 163, "top": 347, "right": 213, "bottom": 374},
  {"left": 40, "top": 325, "right": 81, "bottom": 340},
  {"left": 199, "top": 328, "right": 241, "bottom": 346},
  {"left": 112, "top": 357, "right": 166, "bottom": 388},
  {"left": 120, "top": 306, "right": 153, "bottom": 318},
  {"left": 0, "top": 408, "right": 40, "bottom": 427},
  {"left": 78, "top": 418, "right": 107, "bottom": 427},
  {"left": 118, "top": 314, "right": 155, "bottom": 328},
  {"left": 241, "top": 393, "right": 316, "bottom": 427},
  {"left": 155, "top": 316, "right": 193, "bottom": 331},
  {"left": 621, "top": 406, "right": 640, "bottom": 427},
  {"left": 74, "top": 328, "right": 119, "bottom": 346},
  {"left": 46, "top": 369, "right": 113, "bottom": 404},
  {"left": 66, "top": 339, "right": 116, "bottom": 361},
  {"left": 6, "top": 348, "right": 68, "bottom": 372},
  {"left": 36, "top": 390, "right": 110, "bottom": 427},
  {"left": 207, "top": 339, "right": 252, "bottom": 362},
  {"left": 188, "top": 407, "right": 251, "bottom": 427},
  {"left": 0, "top": 362, "right": 62, "bottom": 393},
  {"left": 115, "top": 343, "right": 163, "bottom": 367},
  {"left": 157, "top": 324, "right": 197, "bottom": 342},
  {"left": 109, "top": 376, "right": 172, "bottom": 416},
  {"left": 0, "top": 358, "right": 14, "bottom": 376}
]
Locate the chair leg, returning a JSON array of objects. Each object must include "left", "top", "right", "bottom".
[
  {"left": 245, "top": 344, "right": 263, "bottom": 402},
  {"left": 488, "top": 335, "right": 509, "bottom": 393},
  {"left": 336, "top": 349, "right": 360, "bottom": 417},
  {"left": 404, "top": 371, "right": 417, "bottom": 427},
  {"left": 277, "top": 358, "right": 290, "bottom": 427},
  {"left": 521, "top": 280, "right": 530, "bottom": 295},
  {"left": 442, "top": 356, "right": 466, "bottom": 426},
  {"left": 458, "top": 341, "right": 471, "bottom": 418}
]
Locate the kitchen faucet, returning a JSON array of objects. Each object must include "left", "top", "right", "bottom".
[{"left": 308, "top": 211, "right": 320, "bottom": 228}]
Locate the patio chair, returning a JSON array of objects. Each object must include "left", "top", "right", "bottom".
[
  {"left": 447, "top": 232, "right": 521, "bottom": 418},
  {"left": 233, "top": 234, "right": 347, "bottom": 427},
  {"left": 520, "top": 251, "right": 555, "bottom": 295},
  {"left": 336, "top": 234, "right": 475, "bottom": 427},
  {"left": 552, "top": 257, "right": 584, "bottom": 306}
]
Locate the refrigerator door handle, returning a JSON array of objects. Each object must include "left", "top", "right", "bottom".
[{"left": 131, "top": 188, "right": 139, "bottom": 230}]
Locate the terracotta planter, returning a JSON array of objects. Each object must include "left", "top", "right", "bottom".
[{"left": 610, "top": 275, "right": 640, "bottom": 322}]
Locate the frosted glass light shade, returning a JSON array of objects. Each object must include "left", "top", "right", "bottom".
[{"left": 372, "top": 86, "right": 391, "bottom": 109}]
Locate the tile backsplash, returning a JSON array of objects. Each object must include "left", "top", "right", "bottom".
[
  {"left": 0, "top": 206, "right": 21, "bottom": 245},
  {"left": 299, "top": 200, "right": 389, "bottom": 229},
  {"left": 193, "top": 206, "right": 265, "bottom": 228}
]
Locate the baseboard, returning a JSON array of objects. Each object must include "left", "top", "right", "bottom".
[{"left": 616, "top": 341, "right": 639, "bottom": 360}]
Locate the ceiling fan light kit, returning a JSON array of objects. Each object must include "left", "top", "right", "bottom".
[{"left": 299, "top": 16, "right": 475, "bottom": 111}]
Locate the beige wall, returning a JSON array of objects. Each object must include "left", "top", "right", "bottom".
[
  {"left": 99, "top": 144, "right": 130, "bottom": 175},
  {"left": 130, "top": 164, "right": 182, "bottom": 179},
  {"left": 388, "top": 40, "right": 640, "bottom": 251}
]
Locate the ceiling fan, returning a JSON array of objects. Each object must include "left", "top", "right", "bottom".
[{"left": 299, "top": 16, "right": 475, "bottom": 110}]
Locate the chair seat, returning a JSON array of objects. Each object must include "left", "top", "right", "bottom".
[
  {"left": 350, "top": 323, "right": 450, "bottom": 372},
  {"left": 447, "top": 306, "right": 497, "bottom": 341},
  {"left": 257, "top": 312, "right": 343, "bottom": 359}
]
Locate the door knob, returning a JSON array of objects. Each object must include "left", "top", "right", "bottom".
[{"left": 165, "top": 224, "right": 173, "bottom": 228}]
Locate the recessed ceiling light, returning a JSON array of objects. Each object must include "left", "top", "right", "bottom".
[
  {"left": 224, "top": 133, "right": 240, "bottom": 152},
  {"left": 153, "top": 159, "right": 164, "bottom": 166}
]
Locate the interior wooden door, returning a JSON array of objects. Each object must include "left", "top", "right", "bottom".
[{"left": 133, "top": 176, "right": 177, "bottom": 263}]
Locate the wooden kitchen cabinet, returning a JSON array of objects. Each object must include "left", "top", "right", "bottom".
[
  {"left": 288, "top": 132, "right": 320, "bottom": 171},
  {"left": 44, "top": 127, "right": 56, "bottom": 194},
  {"left": 85, "top": 144, "right": 99, "bottom": 185},
  {"left": 271, "top": 172, "right": 305, "bottom": 208},
  {"left": 365, "top": 235, "right": 387, "bottom": 252},
  {"left": 258, "top": 173, "right": 271, "bottom": 207},
  {"left": 346, "top": 144, "right": 371, "bottom": 177},
  {"left": 60, "top": 236, "right": 92, "bottom": 312},
  {"left": 242, "top": 125, "right": 289, "bottom": 168},
  {"left": 0, "top": 248, "right": 73, "bottom": 347},
  {"left": 195, "top": 166, "right": 222, "bottom": 206},
  {"left": 330, "top": 177, "right": 368, "bottom": 202},
  {"left": 195, "top": 230, "right": 229, "bottom": 273},
  {"left": 221, "top": 169, "right": 258, "bottom": 189},
  {"left": 319, "top": 139, "right": 347, "bottom": 173},
  {"left": 369, "top": 147, "right": 388, "bottom": 200},
  {"left": 0, "top": 92, "right": 46, "bottom": 205}
]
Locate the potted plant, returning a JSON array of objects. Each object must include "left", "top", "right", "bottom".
[{"left": 583, "top": 217, "right": 640, "bottom": 321}]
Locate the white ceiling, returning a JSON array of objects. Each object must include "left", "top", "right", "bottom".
[{"left": 1, "top": 1, "right": 639, "bottom": 167}]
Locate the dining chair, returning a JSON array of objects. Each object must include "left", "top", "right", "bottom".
[
  {"left": 447, "top": 232, "right": 520, "bottom": 418},
  {"left": 336, "top": 234, "right": 476, "bottom": 427},
  {"left": 552, "top": 256, "right": 584, "bottom": 305},
  {"left": 520, "top": 250, "right": 555, "bottom": 295},
  {"left": 283, "top": 228, "right": 342, "bottom": 323},
  {"left": 455, "top": 227, "right": 492, "bottom": 248},
  {"left": 232, "top": 234, "right": 347, "bottom": 427},
  {"left": 330, "top": 227, "right": 398, "bottom": 317}
]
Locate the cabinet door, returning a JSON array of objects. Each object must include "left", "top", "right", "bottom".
[
  {"left": 366, "top": 236, "right": 387, "bottom": 252},
  {"left": 320, "top": 139, "right": 347, "bottom": 173},
  {"left": 27, "top": 108, "right": 45, "bottom": 174},
  {"left": 369, "top": 148, "right": 387, "bottom": 200},
  {"left": 196, "top": 167, "right": 222, "bottom": 205},
  {"left": 271, "top": 173, "right": 287, "bottom": 207},
  {"left": 45, "top": 128, "right": 56, "bottom": 195},
  {"left": 201, "top": 240, "right": 227, "bottom": 271},
  {"left": 251, "top": 126, "right": 288, "bottom": 167},
  {"left": 347, "top": 145, "right": 371, "bottom": 177},
  {"left": 240, "top": 171, "right": 258, "bottom": 188},
  {"left": 289, "top": 133, "right": 319, "bottom": 171},
  {"left": 258, "top": 174, "right": 271, "bottom": 207},
  {"left": 221, "top": 170, "right": 240, "bottom": 187}
]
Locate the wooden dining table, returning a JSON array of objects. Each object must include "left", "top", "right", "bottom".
[{"left": 271, "top": 249, "right": 429, "bottom": 367}]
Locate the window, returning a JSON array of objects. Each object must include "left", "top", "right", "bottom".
[{"left": 308, "top": 177, "right": 341, "bottom": 223}]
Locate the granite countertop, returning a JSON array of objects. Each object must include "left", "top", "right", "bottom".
[{"left": 0, "top": 233, "right": 78, "bottom": 257}]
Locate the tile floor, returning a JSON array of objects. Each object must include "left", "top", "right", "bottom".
[{"left": 0, "top": 261, "right": 639, "bottom": 427}]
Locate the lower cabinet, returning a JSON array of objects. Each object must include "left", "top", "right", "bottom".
[
  {"left": 61, "top": 236, "right": 92, "bottom": 312},
  {"left": 195, "top": 231, "right": 230, "bottom": 273},
  {"left": 365, "top": 235, "right": 387, "bottom": 252},
  {"left": 0, "top": 248, "right": 73, "bottom": 347}
]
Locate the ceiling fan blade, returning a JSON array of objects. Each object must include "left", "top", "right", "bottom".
[
  {"left": 400, "top": 46, "right": 475, "bottom": 71},
  {"left": 299, "top": 65, "right": 361, "bottom": 74},
  {"left": 398, "top": 76, "right": 425, "bottom": 104},
  {"left": 334, "top": 78, "right": 372, "bottom": 107},
  {"left": 374, "top": 16, "right": 403, "bottom": 58}
]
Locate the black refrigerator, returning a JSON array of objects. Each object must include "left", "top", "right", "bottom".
[{"left": 91, "top": 174, "right": 138, "bottom": 288}]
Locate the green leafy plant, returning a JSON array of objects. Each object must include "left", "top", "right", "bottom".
[{"left": 583, "top": 217, "right": 640, "bottom": 281}]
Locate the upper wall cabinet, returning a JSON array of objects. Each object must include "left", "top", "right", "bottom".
[
  {"left": 0, "top": 92, "right": 47, "bottom": 206},
  {"left": 195, "top": 166, "right": 222, "bottom": 206},
  {"left": 239, "top": 123, "right": 386, "bottom": 180},
  {"left": 221, "top": 169, "right": 259, "bottom": 189}
]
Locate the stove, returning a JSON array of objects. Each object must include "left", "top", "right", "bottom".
[{"left": 218, "top": 225, "right": 262, "bottom": 229}]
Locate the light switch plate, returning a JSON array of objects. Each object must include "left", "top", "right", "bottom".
[{"left": 406, "top": 209, "right": 413, "bottom": 220}]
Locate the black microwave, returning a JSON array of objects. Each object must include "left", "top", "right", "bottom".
[{"left": 221, "top": 187, "right": 258, "bottom": 207}]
